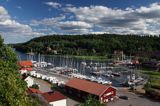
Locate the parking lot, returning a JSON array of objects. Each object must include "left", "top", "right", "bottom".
[
  {"left": 108, "top": 88, "right": 160, "bottom": 106},
  {"left": 32, "top": 72, "right": 79, "bottom": 106},
  {"left": 33, "top": 69, "right": 160, "bottom": 106},
  {"left": 33, "top": 77, "right": 52, "bottom": 92}
]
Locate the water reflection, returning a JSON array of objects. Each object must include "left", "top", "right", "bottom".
[{"left": 15, "top": 50, "right": 144, "bottom": 87}]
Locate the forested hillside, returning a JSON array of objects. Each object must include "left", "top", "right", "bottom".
[
  {"left": 14, "top": 34, "right": 160, "bottom": 57},
  {"left": 0, "top": 36, "right": 39, "bottom": 106}
]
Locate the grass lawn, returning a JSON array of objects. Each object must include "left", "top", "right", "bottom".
[
  {"left": 142, "top": 70, "right": 160, "bottom": 78},
  {"left": 45, "top": 54, "right": 110, "bottom": 61},
  {"left": 142, "top": 70, "right": 160, "bottom": 90},
  {"left": 69, "top": 55, "right": 109, "bottom": 61},
  {"left": 149, "top": 78, "right": 160, "bottom": 89}
]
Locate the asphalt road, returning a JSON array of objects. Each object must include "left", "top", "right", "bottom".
[
  {"left": 34, "top": 69, "right": 70, "bottom": 83},
  {"left": 67, "top": 98, "right": 80, "bottom": 106},
  {"left": 33, "top": 69, "right": 160, "bottom": 106},
  {"left": 108, "top": 88, "right": 160, "bottom": 106},
  {"left": 33, "top": 77, "right": 52, "bottom": 92}
]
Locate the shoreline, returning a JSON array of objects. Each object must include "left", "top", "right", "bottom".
[{"left": 16, "top": 50, "right": 110, "bottom": 61}]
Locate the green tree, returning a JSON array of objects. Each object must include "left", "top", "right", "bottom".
[
  {"left": 31, "top": 84, "right": 39, "bottom": 89},
  {"left": 82, "top": 96, "right": 106, "bottom": 106},
  {"left": 0, "top": 35, "right": 40, "bottom": 106},
  {"left": 14, "top": 34, "right": 160, "bottom": 59}
]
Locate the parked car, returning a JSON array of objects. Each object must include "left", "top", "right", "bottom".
[{"left": 119, "top": 96, "right": 129, "bottom": 100}]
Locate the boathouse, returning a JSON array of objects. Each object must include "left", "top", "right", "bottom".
[
  {"left": 24, "top": 76, "right": 35, "bottom": 87},
  {"left": 18, "top": 60, "right": 33, "bottom": 72},
  {"left": 27, "top": 89, "right": 67, "bottom": 106},
  {"left": 65, "top": 78, "right": 117, "bottom": 103},
  {"left": 27, "top": 88, "right": 42, "bottom": 94},
  {"left": 42, "top": 91, "right": 67, "bottom": 106}
]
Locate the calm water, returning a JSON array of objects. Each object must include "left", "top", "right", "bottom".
[
  {"left": 15, "top": 50, "right": 131, "bottom": 87},
  {"left": 15, "top": 50, "right": 109, "bottom": 68}
]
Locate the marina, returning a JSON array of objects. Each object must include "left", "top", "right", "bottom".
[
  {"left": 1, "top": 0, "right": 160, "bottom": 105},
  {"left": 17, "top": 52, "right": 159, "bottom": 105},
  {"left": 16, "top": 50, "right": 146, "bottom": 88}
]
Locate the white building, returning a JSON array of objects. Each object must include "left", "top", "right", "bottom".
[
  {"left": 49, "top": 99, "right": 66, "bottom": 106},
  {"left": 20, "top": 69, "right": 27, "bottom": 75},
  {"left": 42, "top": 91, "right": 67, "bottom": 106},
  {"left": 24, "top": 76, "right": 35, "bottom": 87}
]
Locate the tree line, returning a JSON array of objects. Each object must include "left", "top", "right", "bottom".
[{"left": 14, "top": 34, "right": 160, "bottom": 58}]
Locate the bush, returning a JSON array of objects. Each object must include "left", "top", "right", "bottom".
[
  {"left": 145, "top": 88, "right": 160, "bottom": 99},
  {"left": 31, "top": 84, "right": 39, "bottom": 89},
  {"left": 82, "top": 95, "right": 106, "bottom": 106}
]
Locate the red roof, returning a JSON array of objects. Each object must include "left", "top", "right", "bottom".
[
  {"left": 42, "top": 91, "right": 66, "bottom": 102},
  {"left": 27, "top": 88, "right": 42, "bottom": 94},
  {"left": 18, "top": 61, "right": 33, "bottom": 67},
  {"left": 21, "top": 68, "right": 33, "bottom": 71},
  {"left": 66, "top": 78, "right": 112, "bottom": 96}
]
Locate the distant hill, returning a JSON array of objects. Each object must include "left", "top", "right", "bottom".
[{"left": 13, "top": 34, "right": 160, "bottom": 57}]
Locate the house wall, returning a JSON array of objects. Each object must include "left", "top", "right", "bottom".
[
  {"left": 20, "top": 70, "right": 27, "bottom": 74},
  {"left": 49, "top": 99, "right": 67, "bottom": 106},
  {"left": 100, "top": 87, "right": 116, "bottom": 103},
  {"left": 65, "top": 86, "right": 116, "bottom": 103},
  {"left": 65, "top": 86, "right": 99, "bottom": 100},
  {"left": 25, "top": 77, "right": 34, "bottom": 87}
]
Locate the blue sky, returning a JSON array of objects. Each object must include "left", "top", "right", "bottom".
[{"left": 0, "top": 0, "right": 160, "bottom": 43}]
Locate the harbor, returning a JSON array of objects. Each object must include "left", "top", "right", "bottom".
[
  {"left": 1, "top": 1, "right": 160, "bottom": 105},
  {"left": 16, "top": 50, "right": 160, "bottom": 106},
  {"left": 16, "top": 51, "right": 159, "bottom": 106},
  {"left": 17, "top": 50, "right": 147, "bottom": 88}
]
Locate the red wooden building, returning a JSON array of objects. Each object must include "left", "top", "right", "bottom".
[
  {"left": 42, "top": 91, "right": 67, "bottom": 103},
  {"left": 18, "top": 60, "right": 33, "bottom": 71},
  {"left": 27, "top": 89, "right": 67, "bottom": 106},
  {"left": 27, "top": 88, "right": 43, "bottom": 94},
  {"left": 65, "top": 78, "right": 117, "bottom": 103}
]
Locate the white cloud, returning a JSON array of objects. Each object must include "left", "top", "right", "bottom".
[
  {"left": 31, "top": 17, "right": 92, "bottom": 34},
  {"left": 2, "top": 0, "right": 9, "bottom": 2},
  {"left": 64, "top": 3, "right": 160, "bottom": 35},
  {"left": 44, "top": 2, "right": 61, "bottom": 9},
  {"left": 59, "top": 21, "right": 92, "bottom": 29},
  {"left": 0, "top": 6, "right": 8, "bottom": 14},
  {"left": 58, "top": 21, "right": 92, "bottom": 34},
  {"left": 1, "top": 2, "right": 160, "bottom": 43},
  {"left": 65, "top": 4, "right": 74, "bottom": 7},
  {"left": 0, "top": 6, "right": 43, "bottom": 43},
  {"left": 31, "top": 15, "right": 65, "bottom": 26},
  {"left": 30, "top": 2, "right": 160, "bottom": 35},
  {"left": 17, "top": 6, "right": 22, "bottom": 9},
  {"left": 66, "top": 6, "right": 127, "bottom": 23},
  {"left": 0, "top": 6, "right": 10, "bottom": 21}
]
